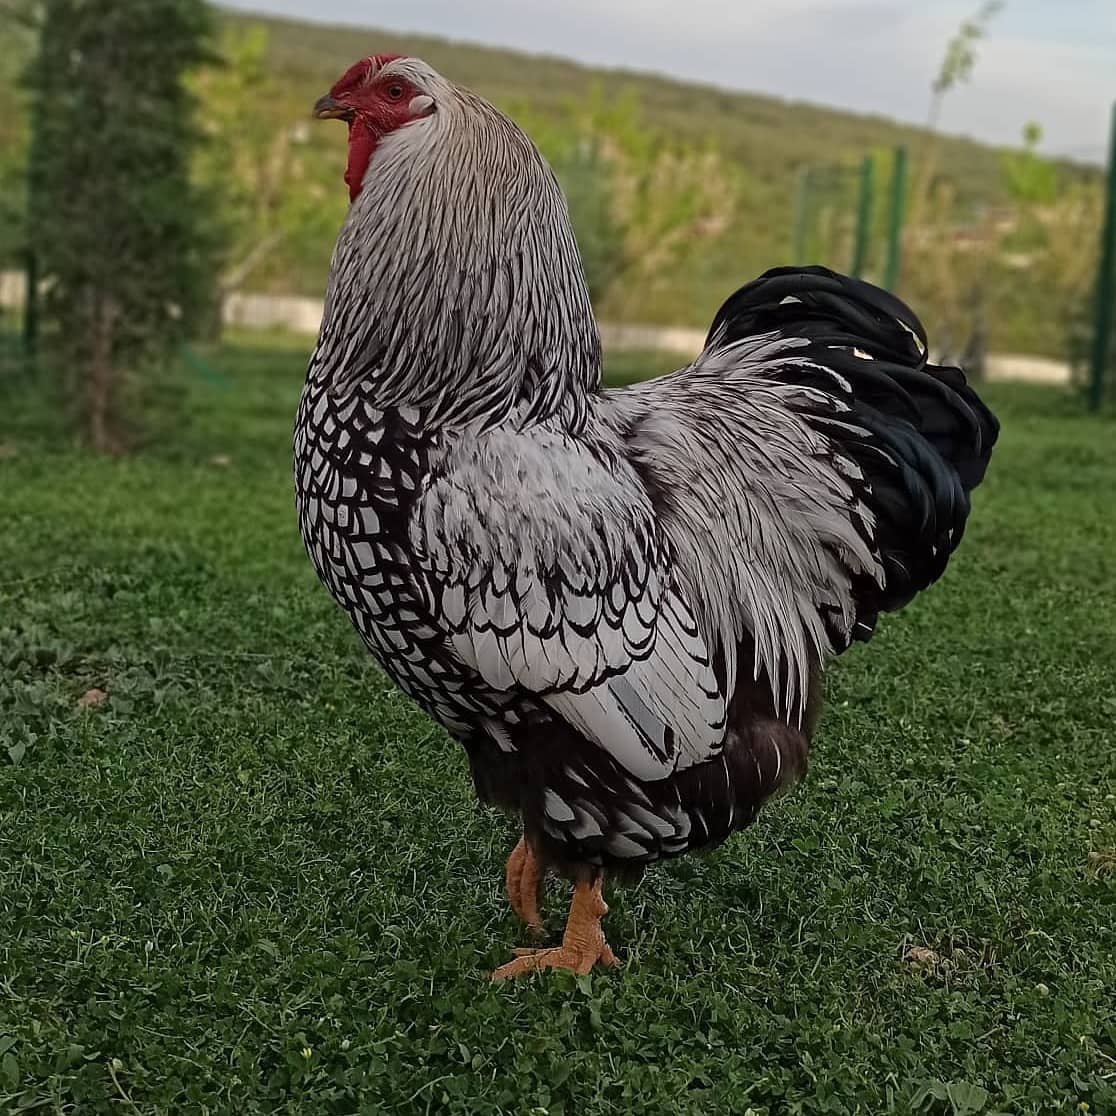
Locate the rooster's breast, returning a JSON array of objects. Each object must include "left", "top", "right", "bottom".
[{"left": 293, "top": 380, "right": 500, "bottom": 732}]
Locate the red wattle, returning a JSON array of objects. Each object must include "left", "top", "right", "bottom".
[{"left": 345, "top": 125, "right": 378, "bottom": 202}]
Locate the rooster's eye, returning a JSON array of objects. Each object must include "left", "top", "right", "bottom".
[{"left": 386, "top": 84, "right": 404, "bottom": 101}]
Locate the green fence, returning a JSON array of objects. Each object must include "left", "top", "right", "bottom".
[
  {"left": 791, "top": 147, "right": 908, "bottom": 289},
  {"left": 793, "top": 127, "right": 1116, "bottom": 408},
  {"left": 1087, "top": 102, "right": 1116, "bottom": 410}
]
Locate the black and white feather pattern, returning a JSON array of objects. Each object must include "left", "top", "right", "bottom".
[
  {"left": 413, "top": 423, "right": 728, "bottom": 781},
  {"left": 609, "top": 265, "right": 999, "bottom": 719},
  {"left": 294, "top": 59, "right": 997, "bottom": 874}
]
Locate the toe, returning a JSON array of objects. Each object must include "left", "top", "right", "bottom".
[
  {"left": 491, "top": 940, "right": 618, "bottom": 981},
  {"left": 491, "top": 948, "right": 557, "bottom": 981}
]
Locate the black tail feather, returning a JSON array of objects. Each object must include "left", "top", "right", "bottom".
[{"left": 708, "top": 265, "right": 999, "bottom": 638}]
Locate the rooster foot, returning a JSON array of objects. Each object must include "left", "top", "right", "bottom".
[{"left": 492, "top": 877, "right": 617, "bottom": 980}]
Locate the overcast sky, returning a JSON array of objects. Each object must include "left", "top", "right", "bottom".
[{"left": 220, "top": 0, "right": 1115, "bottom": 162}]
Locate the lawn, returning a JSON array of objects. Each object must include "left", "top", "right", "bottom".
[{"left": 1, "top": 336, "right": 1114, "bottom": 1115}]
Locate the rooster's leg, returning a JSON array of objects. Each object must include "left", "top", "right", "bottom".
[
  {"left": 491, "top": 876, "right": 617, "bottom": 980},
  {"left": 504, "top": 836, "right": 545, "bottom": 934}
]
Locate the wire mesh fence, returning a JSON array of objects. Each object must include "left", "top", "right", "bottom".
[
  {"left": 791, "top": 149, "right": 908, "bottom": 288},
  {"left": 791, "top": 133, "right": 1116, "bottom": 401}
]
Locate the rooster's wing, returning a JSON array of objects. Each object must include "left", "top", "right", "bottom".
[{"left": 412, "top": 424, "right": 729, "bottom": 782}]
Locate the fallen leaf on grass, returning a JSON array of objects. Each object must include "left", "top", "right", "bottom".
[
  {"left": 904, "top": 945, "right": 943, "bottom": 967},
  {"left": 78, "top": 688, "right": 108, "bottom": 708},
  {"left": 1087, "top": 849, "right": 1115, "bottom": 876}
]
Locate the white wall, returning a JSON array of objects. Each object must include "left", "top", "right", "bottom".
[{"left": 0, "top": 271, "right": 1073, "bottom": 383}]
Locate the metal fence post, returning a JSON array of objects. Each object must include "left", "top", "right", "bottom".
[
  {"left": 883, "top": 146, "right": 908, "bottom": 291},
  {"left": 850, "top": 155, "right": 875, "bottom": 278},
  {"left": 1089, "top": 102, "right": 1116, "bottom": 412},
  {"left": 792, "top": 166, "right": 811, "bottom": 263}
]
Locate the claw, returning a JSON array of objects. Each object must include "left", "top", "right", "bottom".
[{"left": 492, "top": 877, "right": 617, "bottom": 981}]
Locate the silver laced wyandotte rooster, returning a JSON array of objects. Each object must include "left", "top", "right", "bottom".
[{"left": 294, "top": 54, "right": 999, "bottom": 980}]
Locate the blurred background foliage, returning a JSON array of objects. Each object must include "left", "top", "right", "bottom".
[
  {"left": 20, "top": 0, "right": 218, "bottom": 452},
  {"left": 1, "top": 8, "right": 1106, "bottom": 345},
  {"left": 173, "top": 9, "right": 1105, "bottom": 364},
  {"left": 193, "top": 10, "right": 1106, "bottom": 362},
  {"left": 0, "top": 1, "right": 1110, "bottom": 447}
]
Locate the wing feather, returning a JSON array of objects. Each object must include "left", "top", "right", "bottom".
[{"left": 412, "top": 425, "right": 728, "bottom": 779}]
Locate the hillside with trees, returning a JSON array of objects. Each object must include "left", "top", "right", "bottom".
[{"left": 0, "top": 4, "right": 1105, "bottom": 358}]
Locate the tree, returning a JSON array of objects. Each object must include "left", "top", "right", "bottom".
[
  {"left": 1000, "top": 122, "right": 1057, "bottom": 206},
  {"left": 898, "top": 1, "right": 1005, "bottom": 355},
  {"left": 905, "top": 118, "right": 1104, "bottom": 363},
  {"left": 0, "top": 4, "right": 38, "bottom": 264},
  {"left": 996, "top": 124, "right": 1103, "bottom": 366},
  {"left": 26, "top": 0, "right": 216, "bottom": 452},
  {"left": 0, "top": 1, "right": 41, "bottom": 364},
  {"left": 909, "top": 2, "right": 1004, "bottom": 239},
  {"left": 189, "top": 24, "right": 348, "bottom": 322},
  {"left": 515, "top": 88, "right": 742, "bottom": 322},
  {"left": 927, "top": 1, "right": 1004, "bottom": 133}
]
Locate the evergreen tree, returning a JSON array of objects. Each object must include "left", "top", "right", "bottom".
[{"left": 27, "top": 0, "right": 215, "bottom": 451}]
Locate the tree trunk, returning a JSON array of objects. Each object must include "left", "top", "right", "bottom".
[{"left": 87, "top": 291, "right": 120, "bottom": 455}]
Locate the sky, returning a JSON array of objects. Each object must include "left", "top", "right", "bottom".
[{"left": 220, "top": 0, "right": 1116, "bottom": 162}]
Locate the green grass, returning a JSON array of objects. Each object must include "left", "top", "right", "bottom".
[{"left": 1, "top": 338, "right": 1114, "bottom": 1115}]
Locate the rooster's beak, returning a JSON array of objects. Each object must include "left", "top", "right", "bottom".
[{"left": 313, "top": 94, "right": 353, "bottom": 121}]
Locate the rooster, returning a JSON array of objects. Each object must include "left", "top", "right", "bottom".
[{"left": 295, "top": 54, "right": 998, "bottom": 980}]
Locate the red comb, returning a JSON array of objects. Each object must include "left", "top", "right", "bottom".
[{"left": 330, "top": 54, "right": 406, "bottom": 97}]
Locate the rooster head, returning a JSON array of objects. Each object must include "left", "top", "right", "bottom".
[
  {"left": 309, "top": 54, "right": 601, "bottom": 424},
  {"left": 314, "top": 54, "right": 440, "bottom": 202}
]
